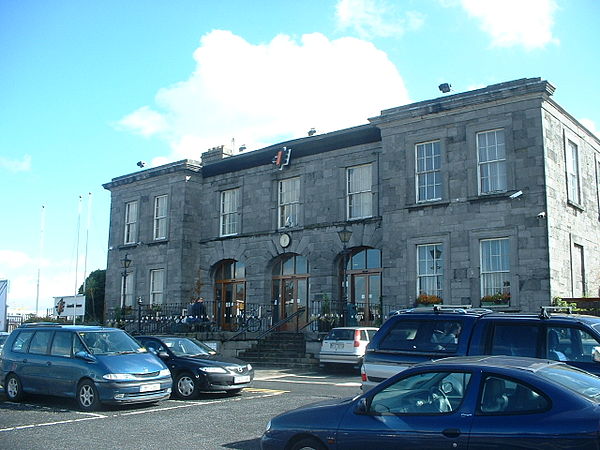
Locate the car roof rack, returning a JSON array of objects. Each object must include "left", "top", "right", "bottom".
[
  {"left": 19, "top": 322, "right": 63, "bottom": 328},
  {"left": 540, "top": 306, "right": 572, "bottom": 319}
]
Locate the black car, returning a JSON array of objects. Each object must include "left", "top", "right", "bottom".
[{"left": 136, "top": 336, "right": 254, "bottom": 399}]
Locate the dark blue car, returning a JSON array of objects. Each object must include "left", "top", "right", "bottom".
[
  {"left": 262, "top": 355, "right": 600, "bottom": 449},
  {"left": 1, "top": 323, "right": 172, "bottom": 410}
]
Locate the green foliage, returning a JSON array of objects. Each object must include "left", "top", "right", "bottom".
[{"left": 79, "top": 269, "right": 106, "bottom": 324}]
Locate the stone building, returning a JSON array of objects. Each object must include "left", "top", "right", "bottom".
[{"left": 103, "top": 77, "right": 600, "bottom": 331}]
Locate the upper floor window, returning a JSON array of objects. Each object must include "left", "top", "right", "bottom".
[
  {"left": 480, "top": 238, "right": 510, "bottom": 306},
  {"left": 153, "top": 195, "right": 168, "bottom": 240},
  {"left": 124, "top": 201, "right": 138, "bottom": 245},
  {"left": 416, "top": 141, "right": 442, "bottom": 202},
  {"left": 150, "top": 269, "right": 165, "bottom": 305},
  {"left": 566, "top": 139, "right": 581, "bottom": 204},
  {"left": 347, "top": 164, "right": 372, "bottom": 220},
  {"left": 220, "top": 188, "right": 240, "bottom": 237},
  {"left": 416, "top": 244, "right": 443, "bottom": 303},
  {"left": 278, "top": 177, "right": 300, "bottom": 228},
  {"left": 477, "top": 129, "right": 506, "bottom": 194}
]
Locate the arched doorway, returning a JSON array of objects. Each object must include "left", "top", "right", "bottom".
[
  {"left": 342, "top": 248, "right": 382, "bottom": 326},
  {"left": 214, "top": 260, "right": 246, "bottom": 331},
  {"left": 272, "top": 254, "right": 309, "bottom": 331}
]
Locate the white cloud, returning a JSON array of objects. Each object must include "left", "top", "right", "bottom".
[
  {"left": 580, "top": 118, "right": 598, "bottom": 139},
  {"left": 460, "top": 0, "right": 558, "bottom": 49},
  {"left": 0, "top": 154, "right": 32, "bottom": 172},
  {"left": 335, "top": 0, "right": 424, "bottom": 38},
  {"left": 119, "top": 30, "right": 410, "bottom": 161}
]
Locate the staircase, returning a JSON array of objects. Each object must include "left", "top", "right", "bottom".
[{"left": 238, "top": 332, "right": 319, "bottom": 369}]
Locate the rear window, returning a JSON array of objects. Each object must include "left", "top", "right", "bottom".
[
  {"left": 11, "top": 330, "right": 35, "bottom": 353},
  {"left": 325, "top": 329, "right": 356, "bottom": 341},
  {"left": 537, "top": 364, "right": 600, "bottom": 402},
  {"left": 379, "top": 319, "right": 463, "bottom": 353}
]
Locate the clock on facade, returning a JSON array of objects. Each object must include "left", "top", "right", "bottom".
[{"left": 279, "top": 233, "right": 291, "bottom": 248}]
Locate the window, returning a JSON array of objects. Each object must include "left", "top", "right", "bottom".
[
  {"left": 124, "top": 201, "right": 138, "bottom": 244},
  {"left": 480, "top": 238, "right": 510, "bottom": 305},
  {"left": 29, "top": 330, "right": 53, "bottom": 355},
  {"left": 417, "top": 244, "right": 443, "bottom": 302},
  {"left": 278, "top": 178, "right": 300, "bottom": 228},
  {"left": 489, "top": 324, "right": 538, "bottom": 357},
  {"left": 12, "top": 330, "right": 34, "bottom": 353},
  {"left": 572, "top": 244, "right": 585, "bottom": 297},
  {"left": 121, "top": 273, "right": 134, "bottom": 307},
  {"left": 477, "top": 129, "right": 506, "bottom": 194},
  {"left": 546, "top": 326, "right": 600, "bottom": 363},
  {"left": 220, "top": 188, "right": 240, "bottom": 236},
  {"left": 479, "top": 375, "right": 548, "bottom": 414},
  {"left": 416, "top": 141, "right": 442, "bottom": 202},
  {"left": 150, "top": 269, "right": 165, "bottom": 305},
  {"left": 50, "top": 332, "right": 73, "bottom": 357},
  {"left": 380, "top": 319, "right": 464, "bottom": 354},
  {"left": 370, "top": 371, "right": 471, "bottom": 414},
  {"left": 347, "top": 164, "right": 372, "bottom": 220},
  {"left": 566, "top": 140, "right": 581, "bottom": 204},
  {"left": 153, "top": 195, "right": 168, "bottom": 240}
]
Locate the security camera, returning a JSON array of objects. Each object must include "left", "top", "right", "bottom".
[
  {"left": 537, "top": 211, "right": 546, "bottom": 219},
  {"left": 509, "top": 190, "right": 523, "bottom": 199},
  {"left": 136, "top": 161, "right": 147, "bottom": 168}
]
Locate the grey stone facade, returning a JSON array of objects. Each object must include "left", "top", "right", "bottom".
[{"left": 103, "top": 78, "right": 600, "bottom": 327}]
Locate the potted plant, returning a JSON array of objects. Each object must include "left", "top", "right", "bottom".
[
  {"left": 416, "top": 293, "right": 443, "bottom": 306},
  {"left": 481, "top": 292, "right": 511, "bottom": 306}
]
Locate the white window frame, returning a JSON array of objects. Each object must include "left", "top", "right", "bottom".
[
  {"left": 480, "top": 238, "right": 510, "bottom": 301},
  {"left": 120, "top": 273, "right": 134, "bottom": 307},
  {"left": 416, "top": 244, "right": 444, "bottom": 299},
  {"left": 149, "top": 269, "right": 165, "bottom": 305},
  {"left": 153, "top": 195, "right": 168, "bottom": 240},
  {"left": 416, "top": 140, "right": 442, "bottom": 202},
  {"left": 220, "top": 188, "right": 240, "bottom": 237},
  {"left": 347, "top": 164, "right": 372, "bottom": 220},
  {"left": 123, "top": 200, "right": 138, "bottom": 245},
  {"left": 566, "top": 139, "right": 581, "bottom": 205},
  {"left": 477, "top": 129, "right": 507, "bottom": 194},
  {"left": 278, "top": 178, "right": 300, "bottom": 228}
]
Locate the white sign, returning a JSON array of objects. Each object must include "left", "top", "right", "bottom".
[{"left": 54, "top": 294, "right": 86, "bottom": 318}]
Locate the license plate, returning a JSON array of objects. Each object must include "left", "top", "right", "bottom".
[
  {"left": 234, "top": 375, "right": 251, "bottom": 384},
  {"left": 330, "top": 342, "right": 344, "bottom": 349},
  {"left": 140, "top": 383, "right": 160, "bottom": 393}
]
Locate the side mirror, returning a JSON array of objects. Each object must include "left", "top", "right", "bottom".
[
  {"left": 355, "top": 397, "right": 369, "bottom": 415},
  {"left": 74, "top": 351, "right": 96, "bottom": 362},
  {"left": 158, "top": 351, "right": 169, "bottom": 360},
  {"left": 592, "top": 346, "right": 600, "bottom": 363}
]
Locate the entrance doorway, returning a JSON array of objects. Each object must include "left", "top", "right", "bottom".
[
  {"left": 345, "top": 248, "right": 382, "bottom": 327},
  {"left": 214, "top": 260, "right": 246, "bottom": 331},
  {"left": 272, "top": 255, "right": 309, "bottom": 331}
]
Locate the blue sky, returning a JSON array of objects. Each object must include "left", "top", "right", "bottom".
[{"left": 1, "top": 0, "right": 599, "bottom": 314}]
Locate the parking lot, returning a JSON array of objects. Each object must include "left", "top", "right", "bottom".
[{"left": 0, "top": 367, "right": 361, "bottom": 449}]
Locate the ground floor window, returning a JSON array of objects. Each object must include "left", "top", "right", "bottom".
[{"left": 480, "top": 238, "right": 510, "bottom": 306}]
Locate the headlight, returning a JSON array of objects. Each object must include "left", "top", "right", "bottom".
[
  {"left": 103, "top": 373, "right": 138, "bottom": 381},
  {"left": 159, "top": 368, "right": 171, "bottom": 377},
  {"left": 199, "top": 366, "right": 228, "bottom": 373},
  {"left": 247, "top": 364, "right": 253, "bottom": 371}
]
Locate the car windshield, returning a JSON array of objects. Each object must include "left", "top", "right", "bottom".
[
  {"left": 537, "top": 364, "right": 600, "bottom": 401},
  {"left": 79, "top": 330, "right": 146, "bottom": 356},
  {"left": 162, "top": 337, "right": 217, "bottom": 357}
]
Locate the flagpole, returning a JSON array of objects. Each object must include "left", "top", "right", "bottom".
[
  {"left": 36, "top": 205, "right": 45, "bottom": 317},
  {"left": 73, "top": 195, "right": 82, "bottom": 325}
]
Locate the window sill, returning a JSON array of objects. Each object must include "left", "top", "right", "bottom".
[
  {"left": 406, "top": 200, "right": 450, "bottom": 210},
  {"left": 567, "top": 199, "right": 584, "bottom": 212},
  {"left": 148, "top": 239, "right": 168, "bottom": 246}
]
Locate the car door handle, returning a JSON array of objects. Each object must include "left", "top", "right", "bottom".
[
  {"left": 442, "top": 428, "right": 461, "bottom": 438},
  {"left": 46, "top": 361, "right": 52, "bottom": 366}
]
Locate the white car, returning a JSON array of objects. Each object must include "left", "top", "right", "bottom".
[{"left": 318, "top": 326, "right": 378, "bottom": 369}]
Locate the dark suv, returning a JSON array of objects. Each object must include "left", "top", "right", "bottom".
[{"left": 361, "top": 306, "right": 600, "bottom": 391}]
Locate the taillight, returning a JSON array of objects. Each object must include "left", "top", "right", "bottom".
[
  {"left": 361, "top": 365, "right": 367, "bottom": 382},
  {"left": 354, "top": 330, "right": 361, "bottom": 347}
]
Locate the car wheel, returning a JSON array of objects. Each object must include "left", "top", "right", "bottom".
[
  {"left": 225, "top": 388, "right": 242, "bottom": 395},
  {"left": 290, "top": 437, "right": 326, "bottom": 450},
  {"left": 175, "top": 372, "right": 198, "bottom": 399},
  {"left": 5, "top": 374, "right": 24, "bottom": 402},
  {"left": 77, "top": 379, "right": 100, "bottom": 411}
]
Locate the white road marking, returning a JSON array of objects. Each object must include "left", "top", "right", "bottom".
[{"left": 0, "top": 390, "right": 285, "bottom": 433}]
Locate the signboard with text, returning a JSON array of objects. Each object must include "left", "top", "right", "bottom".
[{"left": 54, "top": 294, "right": 85, "bottom": 318}]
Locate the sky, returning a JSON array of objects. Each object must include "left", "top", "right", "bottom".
[{"left": 1, "top": 0, "right": 599, "bottom": 315}]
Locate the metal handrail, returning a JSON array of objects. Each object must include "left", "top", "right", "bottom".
[{"left": 255, "top": 307, "right": 307, "bottom": 340}]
